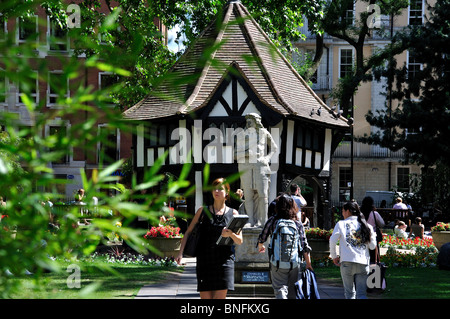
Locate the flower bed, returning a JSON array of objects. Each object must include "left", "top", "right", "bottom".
[
  {"left": 380, "top": 234, "right": 434, "bottom": 250},
  {"left": 381, "top": 246, "right": 438, "bottom": 268}
]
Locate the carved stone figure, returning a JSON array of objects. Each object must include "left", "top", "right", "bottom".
[{"left": 236, "top": 113, "right": 278, "bottom": 227}]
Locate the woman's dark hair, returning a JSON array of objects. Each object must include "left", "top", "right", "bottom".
[
  {"left": 343, "top": 201, "right": 372, "bottom": 244},
  {"left": 275, "top": 194, "right": 298, "bottom": 220},
  {"left": 360, "top": 196, "right": 375, "bottom": 220}
]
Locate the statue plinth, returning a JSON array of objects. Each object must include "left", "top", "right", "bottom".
[{"left": 234, "top": 227, "right": 270, "bottom": 283}]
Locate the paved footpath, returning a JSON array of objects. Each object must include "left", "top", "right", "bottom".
[{"left": 136, "top": 258, "right": 346, "bottom": 299}]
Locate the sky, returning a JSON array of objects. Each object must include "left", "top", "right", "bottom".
[{"left": 167, "top": 24, "right": 186, "bottom": 53}]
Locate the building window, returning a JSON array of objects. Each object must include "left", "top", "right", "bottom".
[
  {"left": 0, "top": 14, "right": 7, "bottom": 41},
  {"left": 17, "top": 15, "right": 38, "bottom": 43},
  {"left": 48, "top": 18, "right": 68, "bottom": 51},
  {"left": 409, "top": 0, "right": 423, "bottom": 25},
  {"left": 47, "top": 71, "right": 69, "bottom": 106},
  {"left": 296, "top": 126, "right": 323, "bottom": 151},
  {"left": 306, "top": 50, "right": 318, "bottom": 83},
  {"left": 296, "top": 126, "right": 304, "bottom": 148},
  {"left": 343, "top": 2, "right": 354, "bottom": 26},
  {"left": 17, "top": 71, "right": 38, "bottom": 104},
  {"left": 339, "top": 166, "right": 352, "bottom": 201},
  {"left": 149, "top": 123, "right": 180, "bottom": 147},
  {"left": 98, "top": 125, "right": 119, "bottom": 165},
  {"left": 407, "top": 51, "right": 422, "bottom": 80},
  {"left": 49, "top": 125, "right": 68, "bottom": 164},
  {"left": 397, "top": 167, "right": 410, "bottom": 193},
  {"left": 0, "top": 70, "right": 6, "bottom": 104},
  {"left": 99, "top": 72, "right": 119, "bottom": 89},
  {"left": 339, "top": 48, "right": 353, "bottom": 79},
  {"left": 99, "top": 72, "right": 119, "bottom": 106}
]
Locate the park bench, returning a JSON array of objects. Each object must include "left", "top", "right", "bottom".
[{"left": 376, "top": 208, "right": 412, "bottom": 228}]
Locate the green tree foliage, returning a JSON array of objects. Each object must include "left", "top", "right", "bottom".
[
  {"left": 0, "top": 0, "right": 192, "bottom": 297},
  {"left": 23, "top": 0, "right": 325, "bottom": 111},
  {"left": 361, "top": 0, "right": 450, "bottom": 167},
  {"left": 359, "top": 0, "right": 450, "bottom": 215},
  {"left": 313, "top": 0, "right": 409, "bottom": 117}
]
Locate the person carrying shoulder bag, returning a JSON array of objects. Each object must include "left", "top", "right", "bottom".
[
  {"left": 329, "top": 201, "right": 377, "bottom": 299},
  {"left": 361, "top": 196, "right": 385, "bottom": 263}
]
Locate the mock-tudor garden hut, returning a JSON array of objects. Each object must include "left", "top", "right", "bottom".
[{"left": 123, "top": 1, "right": 350, "bottom": 230}]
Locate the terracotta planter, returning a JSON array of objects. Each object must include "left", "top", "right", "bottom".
[
  {"left": 431, "top": 231, "right": 450, "bottom": 251},
  {"left": 146, "top": 237, "right": 182, "bottom": 258},
  {"left": 307, "top": 238, "right": 330, "bottom": 259}
]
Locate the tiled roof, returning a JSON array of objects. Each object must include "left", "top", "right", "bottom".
[{"left": 123, "top": 1, "right": 349, "bottom": 128}]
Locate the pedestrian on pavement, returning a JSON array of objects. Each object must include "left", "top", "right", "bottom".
[
  {"left": 361, "top": 196, "right": 385, "bottom": 263},
  {"left": 289, "top": 183, "right": 307, "bottom": 220},
  {"left": 176, "top": 178, "right": 243, "bottom": 299},
  {"left": 257, "top": 194, "right": 313, "bottom": 299},
  {"left": 300, "top": 210, "right": 310, "bottom": 230},
  {"left": 329, "top": 201, "right": 376, "bottom": 299}
]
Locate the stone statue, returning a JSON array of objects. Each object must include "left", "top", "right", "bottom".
[{"left": 236, "top": 113, "right": 278, "bottom": 227}]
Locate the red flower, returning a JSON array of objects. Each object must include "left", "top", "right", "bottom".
[{"left": 144, "top": 225, "right": 181, "bottom": 239}]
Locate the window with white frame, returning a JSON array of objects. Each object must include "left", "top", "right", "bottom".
[
  {"left": 17, "top": 15, "right": 38, "bottom": 43},
  {"left": 306, "top": 49, "right": 318, "bottom": 84},
  {"left": 48, "top": 125, "right": 69, "bottom": 164},
  {"left": 339, "top": 48, "right": 353, "bottom": 79},
  {"left": 17, "top": 71, "right": 38, "bottom": 104},
  {"left": 48, "top": 17, "right": 68, "bottom": 51},
  {"left": 0, "top": 69, "right": 6, "bottom": 104},
  {"left": 98, "top": 125, "right": 119, "bottom": 165},
  {"left": 397, "top": 167, "right": 410, "bottom": 193},
  {"left": 98, "top": 72, "right": 119, "bottom": 105},
  {"left": 0, "top": 14, "right": 7, "bottom": 41},
  {"left": 409, "top": 0, "right": 423, "bottom": 25},
  {"left": 342, "top": 1, "right": 354, "bottom": 26},
  {"left": 339, "top": 166, "right": 352, "bottom": 202},
  {"left": 47, "top": 71, "right": 69, "bottom": 106},
  {"left": 407, "top": 51, "right": 422, "bottom": 80}
]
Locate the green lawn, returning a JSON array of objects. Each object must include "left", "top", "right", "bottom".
[
  {"left": 9, "top": 258, "right": 183, "bottom": 299},
  {"left": 314, "top": 266, "right": 450, "bottom": 299}
]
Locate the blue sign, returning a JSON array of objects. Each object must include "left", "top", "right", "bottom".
[
  {"left": 242, "top": 271, "right": 270, "bottom": 283},
  {"left": 67, "top": 175, "right": 74, "bottom": 179}
]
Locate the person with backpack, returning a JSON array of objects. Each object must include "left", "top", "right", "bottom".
[
  {"left": 257, "top": 194, "right": 313, "bottom": 299},
  {"left": 329, "top": 201, "right": 377, "bottom": 299}
]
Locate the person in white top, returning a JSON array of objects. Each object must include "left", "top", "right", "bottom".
[
  {"left": 329, "top": 201, "right": 377, "bottom": 299},
  {"left": 394, "top": 221, "right": 408, "bottom": 239},
  {"left": 393, "top": 197, "right": 408, "bottom": 210}
]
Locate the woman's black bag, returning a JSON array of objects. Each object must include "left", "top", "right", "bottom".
[{"left": 183, "top": 210, "right": 205, "bottom": 258}]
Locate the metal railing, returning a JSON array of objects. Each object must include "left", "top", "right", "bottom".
[
  {"left": 311, "top": 76, "right": 331, "bottom": 91},
  {"left": 332, "top": 141, "right": 405, "bottom": 159}
]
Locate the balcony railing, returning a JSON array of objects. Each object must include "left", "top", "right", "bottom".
[
  {"left": 332, "top": 141, "right": 405, "bottom": 159},
  {"left": 310, "top": 75, "right": 331, "bottom": 91}
]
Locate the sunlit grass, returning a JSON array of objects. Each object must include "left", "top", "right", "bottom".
[
  {"left": 9, "top": 256, "right": 183, "bottom": 299},
  {"left": 314, "top": 266, "right": 450, "bottom": 299}
]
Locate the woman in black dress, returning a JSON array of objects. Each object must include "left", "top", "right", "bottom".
[{"left": 176, "top": 178, "right": 243, "bottom": 299}]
